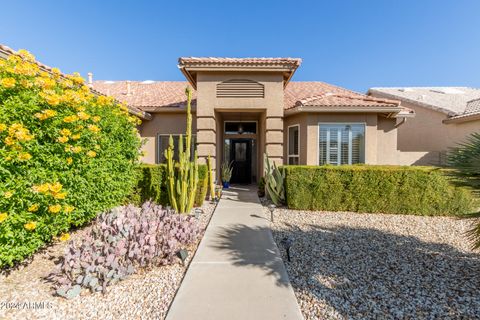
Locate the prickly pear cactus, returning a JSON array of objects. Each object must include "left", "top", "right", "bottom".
[{"left": 49, "top": 202, "right": 200, "bottom": 298}]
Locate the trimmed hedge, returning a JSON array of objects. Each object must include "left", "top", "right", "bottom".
[
  {"left": 282, "top": 165, "right": 474, "bottom": 215},
  {"left": 129, "top": 164, "right": 208, "bottom": 208}
]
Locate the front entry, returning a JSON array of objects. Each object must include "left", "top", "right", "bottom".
[{"left": 229, "top": 139, "right": 252, "bottom": 184}]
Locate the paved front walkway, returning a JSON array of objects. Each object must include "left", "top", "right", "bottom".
[{"left": 166, "top": 186, "right": 303, "bottom": 320}]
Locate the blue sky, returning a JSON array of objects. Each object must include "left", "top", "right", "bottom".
[{"left": 1, "top": 0, "right": 479, "bottom": 92}]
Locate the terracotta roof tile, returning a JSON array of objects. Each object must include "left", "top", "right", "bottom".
[
  {"left": 92, "top": 80, "right": 407, "bottom": 114},
  {"left": 178, "top": 57, "right": 302, "bottom": 68},
  {"left": 92, "top": 81, "right": 195, "bottom": 112},
  {"left": 285, "top": 82, "right": 401, "bottom": 109}
]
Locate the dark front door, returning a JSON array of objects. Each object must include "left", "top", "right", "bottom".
[{"left": 230, "top": 139, "right": 252, "bottom": 184}]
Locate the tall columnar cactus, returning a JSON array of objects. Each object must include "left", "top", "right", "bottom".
[
  {"left": 264, "top": 153, "right": 286, "bottom": 205},
  {"left": 207, "top": 155, "right": 215, "bottom": 201},
  {"left": 164, "top": 87, "right": 199, "bottom": 214}
]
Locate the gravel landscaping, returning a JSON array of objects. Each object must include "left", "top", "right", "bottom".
[
  {"left": 264, "top": 202, "right": 480, "bottom": 319},
  {"left": 0, "top": 201, "right": 216, "bottom": 320}
]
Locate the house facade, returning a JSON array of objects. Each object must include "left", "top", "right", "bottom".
[
  {"left": 92, "top": 57, "right": 414, "bottom": 183},
  {"left": 0, "top": 45, "right": 416, "bottom": 183},
  {"left": 369, "top": 87, "right": 480, "bottom": 165}
]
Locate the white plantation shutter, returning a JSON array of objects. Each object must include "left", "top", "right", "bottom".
[{"left": 318, "top": 124, "right": 365, "bottom": 165}]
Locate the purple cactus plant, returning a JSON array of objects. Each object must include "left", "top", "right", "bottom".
[{"left": 49, "top": 202, "right": 199, "bottom": 298}]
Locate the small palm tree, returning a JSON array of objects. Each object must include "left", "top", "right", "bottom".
[{"left": 449, "top": 132, "right": 480, "bottom": 248}]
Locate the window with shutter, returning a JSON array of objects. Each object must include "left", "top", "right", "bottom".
[{"left": 318, "top": 124, "right": 365, "bottom": 165}]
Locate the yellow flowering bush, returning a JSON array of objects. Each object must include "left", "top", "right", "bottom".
[{"left": 0, "top": 49, "right": 141, "bottom": 267}]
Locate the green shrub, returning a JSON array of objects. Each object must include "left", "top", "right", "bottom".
[
  {"left": 194, "top": 164, "right": 208, "bottom": 207},
  {"left": 282, "top": 165, "right": 474, "bottom": 215},
  {"left": 128, "top": 164, "right": 208, "bottom": 207},
  {"left": 0, "top": 50, "right": 141, "bottom": 267},
  {"left": 128, "top": 164, "right": 165, "bottom": 205}
]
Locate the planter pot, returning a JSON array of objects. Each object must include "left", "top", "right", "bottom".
[{"left": 222, "top": 181, "right": 230, "bottom": 189}]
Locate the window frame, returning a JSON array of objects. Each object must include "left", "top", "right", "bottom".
[
  {"left": 157, "top": 133, "right": 197, "bottom": 164},
  {"left": 317, "top": 122, "right": 366, "bottom": 165},
  {"left": 287, "top": 124, "right": 300, "bottom": 165},
  {"left": 223, "top": 121, "right": 258, "bottom": 135}
]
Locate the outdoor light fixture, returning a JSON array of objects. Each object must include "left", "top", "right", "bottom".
[
  {"left": 177, "top": 249, "right": 188, "bottom": 265},
  {"left": 268, "top": 204, "right": 276, "bottom": 222},
  {"left": 238, "top": 123, "right": 244, "bottom": 134},
  {"left": 280, "top": 236, "right": 293, "bottom": 262},
  {"left": 194, "top": 208, "right": 203, "bottom": 219}
]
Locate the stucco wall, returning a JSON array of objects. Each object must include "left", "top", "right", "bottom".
[
  {"left": 391, "top": 100, "right": 479, "bottom": 165},
  {"left": 195, "top": 71, "right": 285, "bottom": 180},
  {"left": 138, "top": 112, "right": 194, "bottom": 164},
  {"left": 283, "top": 113, "right": 398, "bottom": 165}
]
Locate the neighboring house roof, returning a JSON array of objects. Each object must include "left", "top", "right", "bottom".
[
  {"left": 92, "top": 80, "right": 410, "bottom": 117},
  {"left": 178, "top": 57, "right": 302, "bottom": 89},
  {"left": 0, "top": 44, "right": 151, "bottom": 120},
  {"left": 368, "top": 87, "right": 480, "bottom": 122}
]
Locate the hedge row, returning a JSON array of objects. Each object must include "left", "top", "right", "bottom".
[
  {"left": 282, "top": 165, "right": 474, "bottom": 215},
  {"left": 128, "top": 164, "right": 209, "bottom": 208}
]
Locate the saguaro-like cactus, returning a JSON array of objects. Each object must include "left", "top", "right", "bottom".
[
  {"left": 164, "top": 87, "right": 199, "bottom": 214},
  {"left": 207, "top": 155, "right": 215, "bottom": 201},
  {"left": 263, "top": 153, "right": 286, "bottom": 205}
]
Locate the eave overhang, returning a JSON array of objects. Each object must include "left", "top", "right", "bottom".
[
  {"left": 178, "top": 57, "right": 302, "bottom": 90},
  {"left": 284, "top": 106, "right": 414, "bottom": 118}
]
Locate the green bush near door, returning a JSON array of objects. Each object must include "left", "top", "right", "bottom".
[
  {"left": 282, "top": 165, "right": 474, "bottom": 216},
  {"left": 128, "top": 164, "right": 208, "bottom": 208}
]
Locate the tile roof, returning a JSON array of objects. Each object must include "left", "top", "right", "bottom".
[
  {"left": 369, "top": 87, "right": 480, "bottom": 116},
  {"left": 285, "top": 82, "right": 400, "bottom": 109},
  {"left": 93, "top": 80, "right": 405, "bottom": 114},
  {"left": 178, "top": 57, "right": 302, "bottom": 68},
  {"left": 444, "top": 98, "right": 480, "bottom": 122},
  {"left": 465, "top": 98, "right": 480, "bottom": 114},
  {"left": 92, "top": 81, "right": 195, "bottom": 112}
]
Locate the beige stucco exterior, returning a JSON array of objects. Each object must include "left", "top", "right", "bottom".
[
  {"left": 191, "top": 71, "right": 284, "bottom": 180},
  {"left": 283, "top": 113, "right": 398, "bottom": 165},
  {"left": 137, "top": 62, "right": 411, "bottom": 182},
  {"left": 369, "top": 98, "right": 480, "bottom": 165},
  {"left": 138, "top": 112, "right": 195, "bottom": 164}
]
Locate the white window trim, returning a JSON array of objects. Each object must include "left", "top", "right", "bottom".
[
  {"left": 157, "top": 133, "right": 197, "bottom": 163},
  {"left": 317, "top": 122, "right": 366, "bottom": 165},
  {"left": 287, "top": 124, "right": 300, "bottom": 164}
]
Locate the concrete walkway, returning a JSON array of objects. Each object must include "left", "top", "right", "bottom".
[{"left": 166, "top": 186, "right": 303, "bottom": 320}]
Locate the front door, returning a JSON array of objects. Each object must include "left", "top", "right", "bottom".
[{"left": 230, "top": 139, "right": 252, "bottom": 184}]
